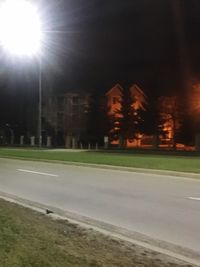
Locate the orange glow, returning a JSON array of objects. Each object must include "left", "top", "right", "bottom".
[
  {"left": 106, "top": 84, "right": 147, "bottom": 147},
  {"left": 158, "top": 96, "right": 180, "bottom": 142},
  {"left": 189, "top": 83, "right": 200, "bottom": 115}
]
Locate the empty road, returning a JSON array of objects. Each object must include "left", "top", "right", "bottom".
[{"left": 0, "top": 157, "right": 200, "bottom": 259}]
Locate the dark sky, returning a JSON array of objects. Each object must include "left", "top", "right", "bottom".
[
  {"left": 1, "top": 0, "right": 200, "bottom": 125},
  {"left": 51, "top": 0, "right": 178, "bottom": 94},
  {"left": 37, "top": 0, "right": 200, "bottom": 96},
  {"left": 48, "top": 1, "right": 181, "bottom": 92}
]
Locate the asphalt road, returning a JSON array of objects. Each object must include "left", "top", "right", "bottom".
[{"left": 1, "top": 158, "right": 200, "bottom": 256}]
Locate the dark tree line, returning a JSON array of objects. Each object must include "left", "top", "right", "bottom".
[{"left": 86, "top": 85, "right": 200, "bottom": 149}]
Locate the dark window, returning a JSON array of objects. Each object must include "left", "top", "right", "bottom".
[
  {"left": 72, "top": 96, "right": 79, "bottom": 104},
  {"left": 57, "top": 113, "right": 64, "bottom": 127},
  {"left": 113, "top": 97, "right": 119, "bottom": 104},
  {"left": 57, "top": 97, "right": 64, "bottom": 110}
]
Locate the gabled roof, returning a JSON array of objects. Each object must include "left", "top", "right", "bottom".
[
  {"left": 129, "top": 84, "right": 146, "bottom": 98},
  {"left": 106, "top": 83, "right": 123, "bottom": 96}
]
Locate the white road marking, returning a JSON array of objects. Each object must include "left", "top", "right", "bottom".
[
  {"left": 17, "top": 169, "right": 58, "bottom": 177},
  {"left": 188, "top": 197, "right": 200, "bottom": 201}
]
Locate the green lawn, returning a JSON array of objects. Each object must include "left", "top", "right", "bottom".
[
  {"left": 0, "top": 199, "right": 190, "bottom": 267},
  {"left": 0, "top": 148, "right": 200, "bottom": 173}
]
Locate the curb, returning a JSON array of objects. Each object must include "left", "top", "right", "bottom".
[{"left": 0, "top": 191, "right": 199, "bottom": 267}]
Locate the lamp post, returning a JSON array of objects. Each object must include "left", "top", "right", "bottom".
[
  {"left": 0, "top": 0, "right": 43, "bottom": 147},
  {"left": 38, "top": 58, "right": 42, "bottom": 147}
]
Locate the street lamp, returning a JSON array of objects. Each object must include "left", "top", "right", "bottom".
[{"left": 0, "top": 0, "right": 43, "bottom": 146}]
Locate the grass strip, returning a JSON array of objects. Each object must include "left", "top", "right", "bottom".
[
  {"left": 0, "top": 199, "right": 191, "bottom": 267},
  {"left": 0, "top": 148, "right": 200, "bottom": 173}
]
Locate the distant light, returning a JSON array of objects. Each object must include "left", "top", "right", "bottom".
[{"left": 0, "top": 0, "right": 42, "bottom": 56}]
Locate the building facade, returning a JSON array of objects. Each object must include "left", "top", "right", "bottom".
[{"left": 44, "top": 91, "right": 90, "bottom": 147}]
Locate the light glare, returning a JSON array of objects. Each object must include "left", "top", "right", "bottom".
[{"left": 0, "top": 0, "right": 42, "bottom": 56}]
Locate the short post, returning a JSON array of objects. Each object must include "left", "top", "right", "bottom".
[
  {"left": 104, "top": 136, "right": 109, "bottom": 149},
  {"left": 65, "top": 136, "right": 71, "bottom": 148},
  {"left": 39, "top": 136, "right": 42, "bottom": 147},
  {"left": 95, "top": 143, "right": 98, "bottom": 150},
  {"left": 72, "top": 136, "right": 78, "bottom": 149},
  {"left": 47, "top": 136, "right": 52, "bottom": 147},
  {"left": 30, "top": 136, "right": 35, "bottom": 146},
  {"left": 20, "top": 135, "right": 24, "bottom": 146}
]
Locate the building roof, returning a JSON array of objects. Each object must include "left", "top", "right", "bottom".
[{"left": 106, "top": 83, "right": 123, "bottom": 96}]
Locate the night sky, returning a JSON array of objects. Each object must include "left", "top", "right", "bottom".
[
  {"left": 51, "top": 0, "right": 179, "bottom": 93},
  {"left": 1, "top": 0, "right": 200, "bottom": 125},
  {"left": 42, "top": 0, "right": 200, "bottom": 95}
]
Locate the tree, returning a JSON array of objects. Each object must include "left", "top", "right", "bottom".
[
  {"left": 178, "top": 83, "right": 200, "bottom": 146},
  {"left": 117, "top": 87, "right": 136, "bottom": 147},
  {"left": 188, "top": 82, "right": 200, "bottom": 135},
  {"left": 158, "top": 96, "right": 184, "bottom": 149},
  {"left": 106, "top": 84, "right": 147, "bottom": 148},
  {"left": 86, "top": 91, "right": 110, "bottom": 146},
  {"left": 138, "top": 94, "right": 162, "bottom": 148},
  {"left": 117, "top": 86, "right": 147, "bottom": 148}
]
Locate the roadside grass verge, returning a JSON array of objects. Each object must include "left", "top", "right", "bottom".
[
  {"left": 0, "top": 148, "right": 200, "bottom": 173},
  {"left": 0, "top": 199, "right": 191, "bottom": 267}
]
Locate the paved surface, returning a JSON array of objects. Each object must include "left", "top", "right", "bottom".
[{"left": 1, "top": 158, "right": 200, "bottom": 256}]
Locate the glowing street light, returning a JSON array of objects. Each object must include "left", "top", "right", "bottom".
[
  {"left": 0, "top": 0, "right": 42, "bottom": 56},
  {"left": 0, "top": 0, "right": 43, "bottom": 146}
]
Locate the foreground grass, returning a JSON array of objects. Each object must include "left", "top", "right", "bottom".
[
  {"left": 0, "top": 148, "right": 200, "bottom": 173},
  {"left": 0, "top": 199, "right": 191, "bottom": 267}
]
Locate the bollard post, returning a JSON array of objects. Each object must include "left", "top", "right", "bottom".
[
  {"left": 104, "top": 136, "right": 109, "bottom": 149},
  {"left": 47, "top": 136, "right": 52, "bottom": 147},
  {"left": 95, "top": 143, "right": 98, "bottom": 150},
  {"left": 30, "top": 136, "right": 35, "bottom": 146},
  {"left": 20, "top": 135, "right": 24, "bottom": 146}
]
